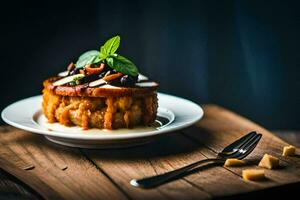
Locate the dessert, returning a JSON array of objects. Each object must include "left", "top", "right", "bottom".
[
  {"left": 242, "top": 169, "right": 265, "bottom": 181},
  {"left": 224, "top": 158, "right": 245, "bottom": 167},
  {"left": 258, "top": 154, "right": 279, "bottom": 169},
  {"left": 282, "top": 145, "right": 296, "bottom": 156},
  {"left": 42, "top": 36, "right": 158, "bottom": 130}
]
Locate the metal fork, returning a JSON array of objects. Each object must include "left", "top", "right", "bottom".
[{"left": 130, "top": 131, "right": 262, "bottom": 188}]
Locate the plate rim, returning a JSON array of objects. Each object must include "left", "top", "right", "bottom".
[{"left": 1, "top": 93, "right": 203, "bottom": 141}]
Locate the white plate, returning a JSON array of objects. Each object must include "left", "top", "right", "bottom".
[{"left": 1, "top": 93, "right": 203, "bottom": 148}]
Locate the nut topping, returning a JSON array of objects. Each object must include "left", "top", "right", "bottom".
[
  {"left": 103, "top": 73, "right": 123, "bottom": 82},
  {"left": 135, "top": 81, "right": 158, "bottom": 87},
  {"left": 53, "top": 74, "right": 84, "bottom": 86},
  {"left": 85, "top": 63, "right": 105, "bottom": 75},
  {"left": 58, "top": 71, "right": 69, "bottom": 77},
  {"left": 67, "top": 62, "right": 75, "bottom": 72},
  {"left": 88, "top": 79, "right": 107, "bottom": 87}
]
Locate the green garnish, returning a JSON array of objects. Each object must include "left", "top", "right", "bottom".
[
  {"left": 106, "top": 54, "right": 138, "bottom": 77},
  {"left": 69, "top": 74, "right": 84, "bottom": 86},
  {"left": 75, "top": 35, "right": 138, "bottom": 76},
  {"left": 75, "top": 50, "right": 101, "bottom": 69},
  {"left": 99, "top": 35, "right": 120, "bottom": 59}
]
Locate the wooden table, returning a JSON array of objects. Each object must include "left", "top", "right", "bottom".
[{"left": 0, "top": 105, "right": 299, "bottom": 200}]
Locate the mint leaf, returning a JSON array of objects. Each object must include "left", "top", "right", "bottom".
[
  {"left": 78, "top": 50, "right": 99, "bottom": 60},
  {"left": 99, "top": 46, "right": 108, "bottom": 60},
  {"left": 100, "top": 35, "right": 120, "bottom": 59},
  {"left": 104, "top": 35, "right": 121, "bottom": 54},
  {"left": 92, "top": 56, "right": 101, "bottom": 63},
  {"left": 76, "top": 50, "right": 100, "bottom": 69},
  {"left": 75, "top": 35, "right": 139, "bottom": 77},
  {"left": 106, "top": 54, "right": 138, "bottom": 76}
]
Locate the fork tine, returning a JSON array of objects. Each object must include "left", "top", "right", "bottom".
[
  {"left": 231, "top": 134, "right": 262, "bottom": 159},
  {"left": 221, "top": 131, "right": 257, "bottom": 154},
  {"left": 236, "top": 133, "right": 260, "bottom": 153},
  {"left": 237, "top": 134, "right": 262, "bottom": 159}
]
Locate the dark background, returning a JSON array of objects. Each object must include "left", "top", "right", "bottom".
[{"left": 0, "top": 0, "right": 299, "bottom": 129}]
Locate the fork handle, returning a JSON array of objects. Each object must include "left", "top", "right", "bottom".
[{"left": 130, "top": 158, "right": 223, "bottom": 188}]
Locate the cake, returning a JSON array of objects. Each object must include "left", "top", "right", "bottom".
[
  {"left": 223, "top": 158, "right": 245, "bottom": 167},
  {"left": 242, "top": 169, "right": 265, "bottom": 181},
  {"left": 42, "top": 36, "right": 158, "bottom": 130},
  {"left": 258, "top": 154, "right": 279, "bottom": 169},
  {"left": 282, "top": 145, "right": 296, "bottom": 156}
]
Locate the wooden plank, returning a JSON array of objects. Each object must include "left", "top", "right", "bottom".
[
  {"left": 0, "top": 157, "right": 63, "bottom": 199},
  {"left": 0, "top": 130, "right": 298, "bottom": 200},
  {"left": 148, "top": 134, "right": 261, "bottom": 196},
  {"left": 0, "top": 169, "right": 40, "bottom": 200},
  {"left": 273, "top": 130, "right": 300, "bottom": 147},
  {"left": 83, "top": 133, "right": 211, "bottom": 200},
  {"left": 84, "top": 132, "right": 265, "bottom": 199},
  {"left": 0, "top": 104, "right": 299, "bottom": 199},
  {"left": 184, "top": 105, "right": 300, "bottom": 188},
  {"left": 0, "top": 126, "right": 127, "bottom": 200},
  {"left": 0, "top": 127, "right": 34, "bottom": 170}
]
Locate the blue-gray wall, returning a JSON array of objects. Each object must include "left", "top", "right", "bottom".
[{"left": 0, "top": 0, "right": 299, "bottom": 129}]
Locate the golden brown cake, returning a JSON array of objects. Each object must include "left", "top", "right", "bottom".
[
  {"left": 282, "top": 145, "right": 296, "bottom": 156},
  {"left": 258, "top": 154, "right": 279, "bottom": 169},
  {"left": 223, "top": 158, "right": 245, "bottom": 167},
  {"left": 42, "top": 35, "right": 159, "bottom": 130},
  {"left": 242, "top": 169, "right": 265, "bottom": 181}
]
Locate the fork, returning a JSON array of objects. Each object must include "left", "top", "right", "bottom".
[{"left": 130, "top": 131, "right": 262, "bottom": 188}]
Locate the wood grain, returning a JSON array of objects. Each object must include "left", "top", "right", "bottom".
[
  {"left": 0, "top": 104, "right": 299, "bottom": 200},
  {"left": 184, "top": 105, "right": 300, "bottom": 188},
  {"left": 273, "top": 130, "right": 300, "bottom": 147},
  {"left": 83, "top": 133, "right": 212, "bottom": 200},
  {"left": 0, "top": 169, "right": 41, "bottom": 200},
  {"left": 0, "top": 126, "right": 127, "bottom": 200},
  {"left": 0, "top": 157, "right": 62, "bottom": 200},
  {"left": 84, "top": 132, "right": 266, "bottom": 199}
]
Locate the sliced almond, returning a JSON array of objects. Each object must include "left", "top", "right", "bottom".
[
  {"left": 79, "top": 69, "right": 85, "bottom": 75},
  {"left": 58, "top": 71, "right": 69, "bottom": 77},
  {"left": 53, "top": 74, "right": 84, "bottom": 86},
  {"left": 135, "top": 81, "right": 158, "bottom": 87},
  {"left": 103, "top": 73, "right": 123, "bottom": 82},
  {"left": 138, "top": 73, "right": 149, "bottom": 82},
  {"left": 89, "top": 79, "right": 107, "bottom": 87},
  {"left": 67, "top": 62, "right": 75, "bottom": 71}
]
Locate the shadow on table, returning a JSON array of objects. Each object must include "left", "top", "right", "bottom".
[
  {"left": 82, "top": 128, "right": 213, "bottom": 160},
  {"left": 217, "top": 181, "right": 300, "bottom": 200},
  {"left": 10, "top": 125, "right": 213, "bottom": 160}
]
